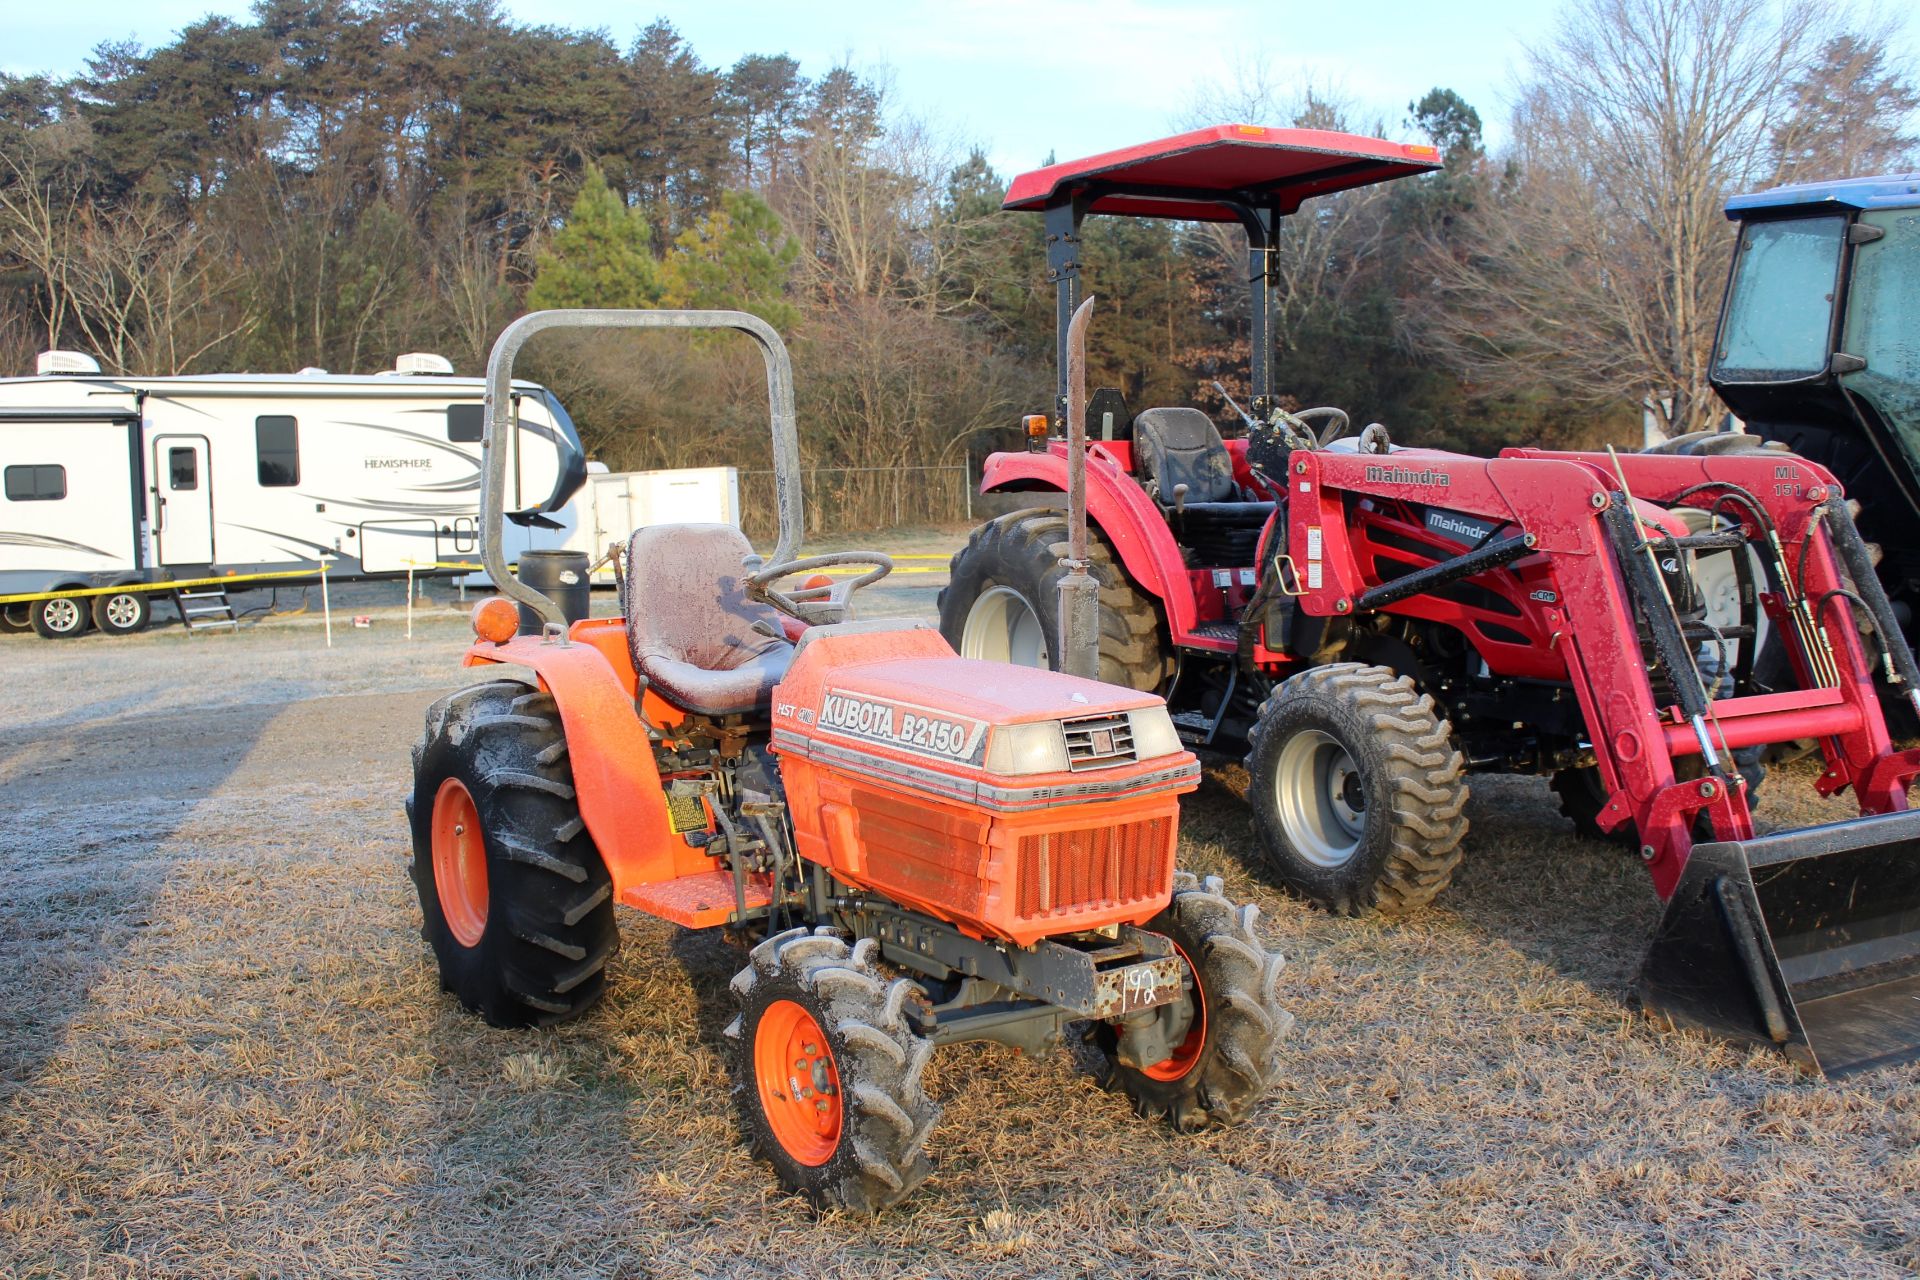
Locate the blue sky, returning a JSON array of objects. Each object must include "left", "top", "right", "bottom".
[{"left": 7, "top": 1, "right": 1914, "bottom": 175}]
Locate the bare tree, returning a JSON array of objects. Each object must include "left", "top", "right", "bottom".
[
  {"left": 1421, "top": 0, "right": 1834, "bottom": 437},
  {"left": 1181, "top": 71, "right": 1396, "bottom": 386}
]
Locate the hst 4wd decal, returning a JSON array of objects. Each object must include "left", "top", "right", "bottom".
[{"left": 817, "top": 690, "right": 988, "bottom": 765}]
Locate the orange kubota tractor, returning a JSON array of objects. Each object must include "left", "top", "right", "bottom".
[{"left": 404, "top": 309, "right": 1292, "bottom": 1212}]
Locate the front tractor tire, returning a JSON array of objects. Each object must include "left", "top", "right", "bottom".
[
  {"left": 727, "top": 928, "right": 938, "bottom": 1214},
  {"left": 405, "top": 680, "right": 618, "bottom": 1028},
  {"left": 1096, "top": 873, "right": 1293, "bottom": 1131},
  {"left": 1246, "top": 663, "right": 1469, "bottom": 916},
  {"left": 939, "top": 508, "right": 1166, "bottom": 691}
]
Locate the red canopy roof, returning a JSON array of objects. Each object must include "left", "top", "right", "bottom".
[{"left": 1003, "top": 124, "right": 1442, "bottom": 221}]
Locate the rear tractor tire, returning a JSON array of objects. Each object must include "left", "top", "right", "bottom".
[
  {"left": 727, "top": 927, "right": 938, "bottom": 1213},
  {"left": 1094, "top": 872, "right": 1293, "bottom": 1131},
  {"left": 405, "top": 680, "right": 618, "bottom": 1027},
  {"left": 939, "top": 508, "right": 1166, "bottom": 691},
  {"left": 1246, "top": 663, "right": 1469, "bottom": 916}
]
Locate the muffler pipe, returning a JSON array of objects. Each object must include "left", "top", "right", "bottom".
[{"left": 1058, "top": 295, "right": 1100, "bottom": 681}]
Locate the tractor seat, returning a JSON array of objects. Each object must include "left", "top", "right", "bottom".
[
  {"left": 622, "top": 523, "right": 792, "bottom": 717},
  {"left": 1133, "top": 407, "right": 1239, "bottom": 506}
]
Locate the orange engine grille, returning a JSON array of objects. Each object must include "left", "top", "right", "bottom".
[{"left": 1013, "top": 817, "right": 1173, "bottom": 922}]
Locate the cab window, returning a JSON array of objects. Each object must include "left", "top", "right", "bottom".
[{"left": 1714, "top": 215, "right": 1846, "bottom": 382}]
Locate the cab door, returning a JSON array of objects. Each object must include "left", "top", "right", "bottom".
[{"left": 152, "top": 435, "right": 214, "bottom": 564}]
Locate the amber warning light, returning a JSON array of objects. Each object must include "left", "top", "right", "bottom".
[
  {"left": 471, "top": 596, "right": 519, "bottom": 643},
  {"left": 1023, "top": 414, "right": 1049, "bottom": 439}
]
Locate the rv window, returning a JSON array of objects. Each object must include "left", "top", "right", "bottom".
[
  {"left": 169, "top": 447, "right": 199, "bottom": 490},
  {"left": 256, "top": 416, "right": 300, "bottom": 486},
  {"left": 447, "top": 403, "right": 484, "bottom": 442},
  {"left": 4, "top": 464, "right": 66, "bottom": 501}
]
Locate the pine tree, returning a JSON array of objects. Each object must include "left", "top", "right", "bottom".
[{"left": 527, "top": 166, "right": 662, "bottom": 310}]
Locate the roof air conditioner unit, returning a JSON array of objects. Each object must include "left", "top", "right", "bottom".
[
  {"left": 36, "top": 350, "right": 102, "bottom": 376},
  {"left": 394, "top": 352, "right": 454, "bottom": 375}
]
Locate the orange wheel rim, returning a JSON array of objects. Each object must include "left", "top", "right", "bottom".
[
  {"left": 1141, "top": 940, "right": 1207, "bottom": 1082},
  {"left": 753, "top": 999, "right": 842, "bottom": 1165},
  {"left": 431, "top": 777, "right": 488, "bottom": 948}
]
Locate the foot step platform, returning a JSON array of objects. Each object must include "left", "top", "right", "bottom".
[
  {"left": 622, "top": 869, "right": 772, "bottom": 928},
  {"left": 172, "top": 586, "right": 238, "bottom": 633}
]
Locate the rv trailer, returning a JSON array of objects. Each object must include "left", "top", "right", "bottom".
[{"left": 0, "top": 351, "right": 586, "bottom": 637}]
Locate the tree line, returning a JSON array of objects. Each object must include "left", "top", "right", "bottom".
[{"left": 1, "top": 0, "right": 1913, "bottom": 531}]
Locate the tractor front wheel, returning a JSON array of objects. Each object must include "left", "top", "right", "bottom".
[
  {"left": 1246, "top": 663, "right": 1469, "bottom": 915},
  {"left": 1095, "top": 873, "right": 1292, "bottom": 1131},
  {"left": 405, "top": 680, "right": 618, "bottom": 1027},
  {"left": 728, "top": 928, "right": 938, "bottom": 1213},
  {"left": 939, "top": 509, "right": 1166, "bottom": 691}
]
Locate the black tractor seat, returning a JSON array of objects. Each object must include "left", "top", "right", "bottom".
[
  {"left": 622, "top": 523, "right": 792, "bottom": 717},
  {"left": 1133, "top": 407, "right": 1239, "bottom": 505}
]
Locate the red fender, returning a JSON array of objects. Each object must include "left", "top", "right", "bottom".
[
  {"left": 979, "top": 446, "right": 1202, "bottom": 637},
  {"left": 463, "top": 619, "right": 716, "bottom": 901}
]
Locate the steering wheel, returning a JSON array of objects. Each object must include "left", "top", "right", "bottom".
[
  {"left": 1294, "top": 406, "right": 1351, "bottom": 447},
  {"left": 746, "top": 551, "right": 894, "bottom": 625}
]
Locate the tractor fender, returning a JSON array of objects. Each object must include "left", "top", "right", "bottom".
[
  {"left": 463, "top": 632, "right": 678, "bottom": 895},
  {"left": 980, "top": 449, "right": 1201, "bottom": 635}
]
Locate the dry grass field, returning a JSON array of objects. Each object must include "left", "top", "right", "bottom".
[{"left": 2, "top": 571, "right": 1917, "bottom": 1278}]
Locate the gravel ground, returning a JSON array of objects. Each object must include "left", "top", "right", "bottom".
[{"left": 2, "top": 528, "right": 1917, "bottom": 1279}]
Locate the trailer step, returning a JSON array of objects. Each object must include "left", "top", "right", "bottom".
[{"left": 171, "top": 586, "right": 238, "bottom": 634}]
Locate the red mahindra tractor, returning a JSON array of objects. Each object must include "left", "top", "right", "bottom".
[
  {"left": 939, "top": 125, "right": 1920, "bottom": 1077},
  {"left": 404, "top": 309, "right": 1292, "bottom": 1213}
]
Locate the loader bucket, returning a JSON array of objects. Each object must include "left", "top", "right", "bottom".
[{"left": 1637, "top": 808, "right": 1920, "bottom": 1077}]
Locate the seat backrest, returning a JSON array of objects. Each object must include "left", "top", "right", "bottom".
[
  {"left": 622, "top": 523, "right": 789, "bottom": 680},
  {"left": 1132, "top": 407, "right": 1238, "bottom": 504}
]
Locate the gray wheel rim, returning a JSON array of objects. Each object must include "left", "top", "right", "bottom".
[
  {"left": 960, "top": 585, "right": 1048, "bottom": 668},
  {"left": 1272, "top": 729, "right": 1366, "bottom": 868},
  {"left": 105, "top": 593, "right": 142, "bottom": 628},
  {"left": 43, "top": 598, "right": 83, "bottom": 633}
]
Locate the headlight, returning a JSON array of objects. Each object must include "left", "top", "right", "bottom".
[
  {"left": 986, "top": 721, "right": 1068, "bottom": 775},
  {"left": 1129, "top": 705, "right": 1183, "bottom": 760}
]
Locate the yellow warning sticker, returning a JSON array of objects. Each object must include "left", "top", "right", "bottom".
[{"left": 664, "top": 791, "right": 709, "bottom": 834}]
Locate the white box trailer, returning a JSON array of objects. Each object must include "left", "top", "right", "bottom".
[
  {"left": 0, "top": 351, "right": 586, "bottom": 637},
  {"left": 463, "top": 462, "right": 740, "bottom": 587}
]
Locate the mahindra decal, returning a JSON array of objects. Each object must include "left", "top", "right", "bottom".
[{"left": 1366, "top": 464, "right": 1452, "bottom": 487}]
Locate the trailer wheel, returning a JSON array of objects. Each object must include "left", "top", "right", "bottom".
[
  {"left": 31, "top": 594, "right": 91, "bottom": 639},
  {"left": 0, "top": 604, "right": 29, "bottom": 634},
  {"left": 1094, "top": 872, "right": 1292, "bottom": 1131},
  {"left": 405, "top": 680, "right": 618, "bottom": 1028},
  {"left": 92, "top": 589, "right": 150, "bottom": 635},
  {"left": 939, "top": 508, "right": 1166, "bottom": 691},
  {"left": 1246, "top": 662, "right": 1469, "bottom": 915},
  {"left": 727, "top": 928, "right": 937, "bottom": 1213}
]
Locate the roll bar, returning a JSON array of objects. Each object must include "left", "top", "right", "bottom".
[{"left": 481, "top": 309, "right": 804, "bottom": 629}]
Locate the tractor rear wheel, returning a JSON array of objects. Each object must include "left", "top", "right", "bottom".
[
  {"left": 1094, "top": 873, "right": 1292, "bottom": 1131},
  {"left": 405, "top": 680, "right": 618, "bottom": 1028},
  {"left": 939, "top": 508, "right": 1166, "bottom": 691},
  {"left": 727, "top": 928, "right": 937, "bottom": 1213},
  {"left": 1246, "top": 663, "right": 1469, "bottom": 915}
]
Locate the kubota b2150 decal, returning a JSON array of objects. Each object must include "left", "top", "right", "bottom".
[{"left": 817, "top": 690, "right": 988, "bottom": 765}]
